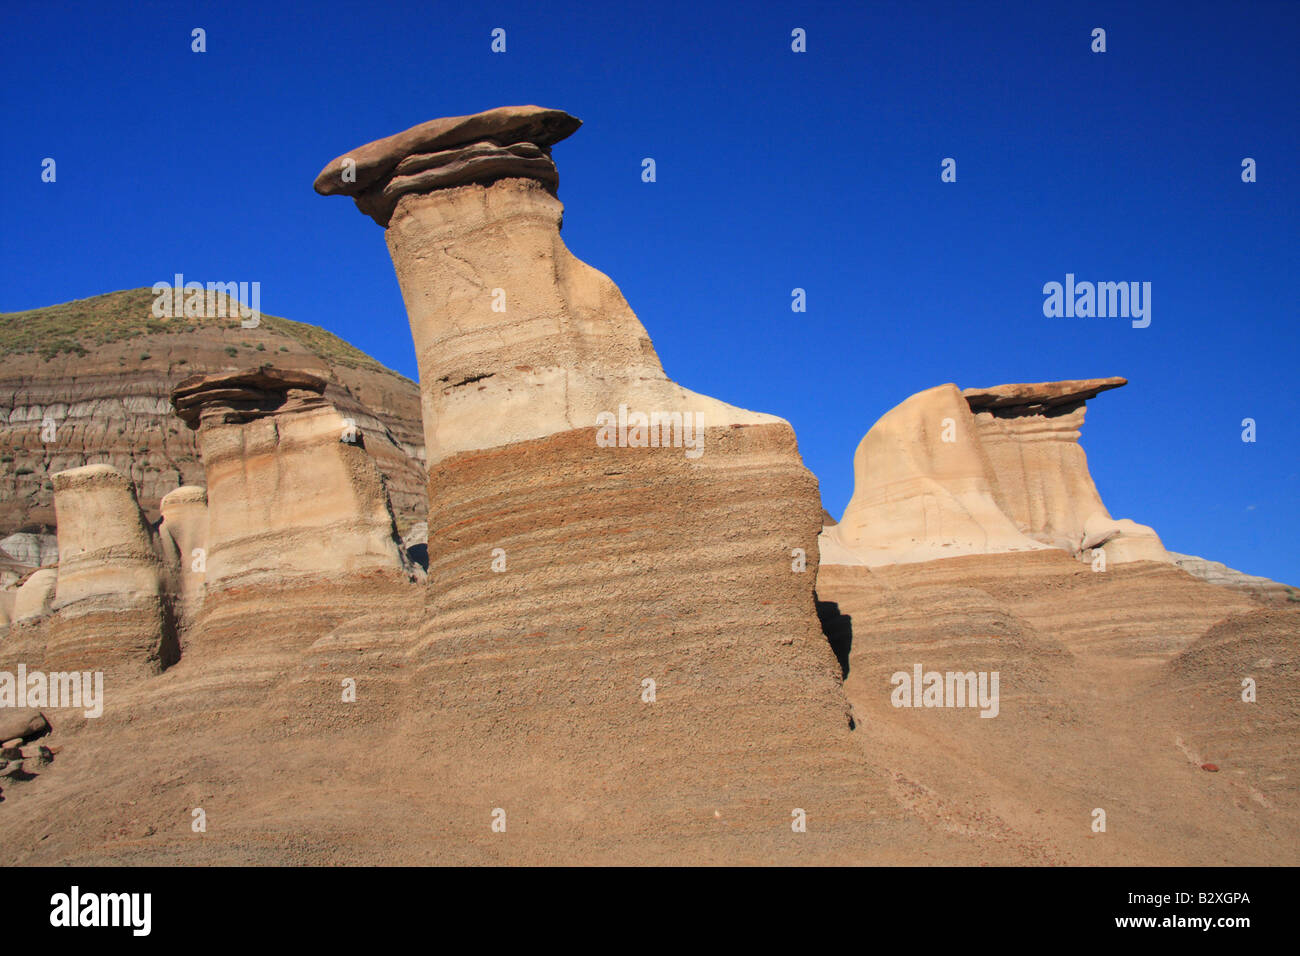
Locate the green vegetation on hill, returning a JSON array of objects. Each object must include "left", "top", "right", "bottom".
[{"left": 0, "top": 288, "right": 406, "bottom": 378}]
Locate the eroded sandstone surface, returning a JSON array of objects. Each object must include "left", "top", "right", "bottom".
[
  {"left": 170, "top": 368, "right": 413, "bottom": 591},
  {"left": 0, "top": 107, "right": 1295, "bottom": 864},
  {"left": 822, "top": 378, "right": 1169, "bottom": 567},
  {"left": 310, "top": 105, "right": 877, "bottom": 849}
]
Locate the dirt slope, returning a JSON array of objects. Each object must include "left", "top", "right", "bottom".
[{"left": 815, "top": 551, "right": 1298, "bottom": 865}]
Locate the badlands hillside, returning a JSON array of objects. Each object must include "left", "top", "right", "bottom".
[
  {"left": 0, "top": 106, "right": 1295, "bottom": 866},
  {"left": 0, "top": 289, "right": 427, "bottom": 556}
]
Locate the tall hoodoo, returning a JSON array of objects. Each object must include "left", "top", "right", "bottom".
[
  {"left": 315, "top": 106, "right": 777, "bottom": 464},
  {"left": 157, "top": 485, "right": 208, "bottom": 626},
  {"left": 315, "top": 106, "right": 869, "bottom": 835}
]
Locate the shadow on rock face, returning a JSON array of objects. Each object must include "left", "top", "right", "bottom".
[
  {"left": 405, "top": 542, "right": 428, "bottom": 572},
  {"left": 815, "top": 598, "right": 853, "bottom": 680}
]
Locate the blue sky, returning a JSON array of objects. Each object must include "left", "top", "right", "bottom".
[{"left": 3, "top": 0, "right": 1297, "bottom": 583}]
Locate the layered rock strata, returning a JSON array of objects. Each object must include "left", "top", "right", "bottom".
[
  {"left": 45, "top": 464, "right": 177, "bottom": 677},
  {"left": 157, "top": 485, "right": 208, "bottom": 625},
  {"left": 822, "top": 378, "right": 1169, "bottom": 567},
  {"left": 1169, "top": 552, "right": 1298, "bottom": 603},
  {"left": 316, "top": 106, "right": 779, "bottom": 464},
  {"left": 314, "top": 105, "right": 582, "bottom": 227},
  {"left": 1160, "top": 604, "right": 1300, "bottom": 809},
  {"left": 2, "top": 107, "right": 1290, "bottom": 867},
  {"left": 315, "top": 106, "right": 869, "bottom": 833},
  {"left": 813, "top": 550, "right": 1297, "bottom": 863},
  {"left": 169, "top": 369, "right": 412, "bottom": 593},
  {"left": 0, "top": 289, "right": 428, "bottom": 537},
  {"left": 0, "top": 533, "right": 58, "bottom": 569}
]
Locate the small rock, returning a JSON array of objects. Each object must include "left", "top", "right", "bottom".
[
  {"left": 0, "top": 745, "right": 20, "bottom": 760},
  {"left": 0, "top": 709, "right": 50, "bottom": 743},
  {"left": 1, "top": 738, "right": 22, "bottom": 750},
  {"left": 20, "top": 745, "right": 52, "bottom": 764},
  {"left": 0, "top": 760, "right": 27, "bottom": 778},
  {"left": 1201, "top": 763, "right": 1220, "bottom": 772}
]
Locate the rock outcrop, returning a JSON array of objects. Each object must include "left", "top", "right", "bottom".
[
  {"left": 812, "top": 548, "right": 1297, "bottom": 862},
  {"left": 1169, "top": 552, "right": 1298, "bottom": 603},
  {"left": 0, "top": 533, "right": 59, "bottom": 589},
  {"left": 0, "top": 289, "right": 428, "bottom": 537},
  {"left": 314, "top": 105, "right": 870, "bottom": 841},
  {"left": 45, "top": 464, "right": 177, "bottom": 677},
  {"left": 1160, "top": 604, "right": 1300, "bottom": 808},
  {"left": 822, "top": 378, "right": 1169, "bottom": 567},
  {"left": 0, "top": 108, "right": 1294, "bottom": 868},
  {"left": 50, "top": 465, "right": 165, "bottom": 610},
  {"left": 169, "top": 368, "right": 412, "bottom": 592},
  {"left": 0, "top": 533, "right": 58, "bottom": 569},
  {"left": 314, "top": 105, "right": 583, "bottom": 227},
  {"left": 0, "top": 709, "right": 50, "bottom": 744},
  {"left": 157, "top": 485, "right": 208, "bottom": 624},
  {"left": 12, "top": 568, "right": 57, "bottom": 625},
  {"left": 316, "top": 106, "right": 779, "bottom": 464}
]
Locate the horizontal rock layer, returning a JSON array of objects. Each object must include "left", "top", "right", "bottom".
[
  {"left": 814, "top": 550, "right": 1298, "bottom": 861},
  {"left": 961, "top": 376, "right": 1127, "bottom": 411},
  {"left": 1169, "top": 552, "right": 1298, "bottom": 602},
  {"left": 171, "top": 367, "right": 328, "bottom": 429},
  {"left": 314, "top": 105, "right": 580, "bottom": 201},
  {"left": 357, "top": 141, "right": 559, "bottom": 228},
  {"left": 1160, "top": 604, "right": 1300, "bottom": 807}
]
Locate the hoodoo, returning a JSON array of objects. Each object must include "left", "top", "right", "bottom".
[
  {"left": 2, "top": 106, "right": 1291, "bottom": 868},
  {"left": 168, "top": 367, "right": 411, "bottom": 591},
  {"left": 316, "top": 105, "right": 778, "bottom": 463},
  {"left": 45, "top": 464, "right": 177, "bottom": 678},
  {"left": 821, "top": 377, "right": 1169, "bottom": 567},
  {"left": 314, "top": 106, "right": 873, "bottom": 843}
]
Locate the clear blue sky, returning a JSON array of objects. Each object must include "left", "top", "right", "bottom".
[{"left": 3, "top": 1, "right": 1297, "bottom": 584}]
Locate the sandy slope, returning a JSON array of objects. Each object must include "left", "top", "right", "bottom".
[{"left": 2, "top": 549, "right": 1293, "bottom": 864}]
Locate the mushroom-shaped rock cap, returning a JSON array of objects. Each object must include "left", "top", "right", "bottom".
[
  {"left": 961, "top": 377, "right": 1127, "bottom": 412},
  {"left": 313, "top": 105, "right": 582, "bottom": 198},
  {"left": 171, "top": 367, "right": 328, "bottom": 429}
]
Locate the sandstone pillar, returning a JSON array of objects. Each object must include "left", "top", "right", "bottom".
[
  {"left": 170, "top": 368, "right": 410, "bottom": 592},
  {"left": 823, "top": 377, "right": 1170, "bottom": 567},
  {"left": 314, "top": 107, "right": 869, "bottom": 836},
  {"left": 158, "top": 485, "right": 208, "bottom": 624},
  {"left": 46, "top": 464, "right": 177, "bottom": 676}
]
